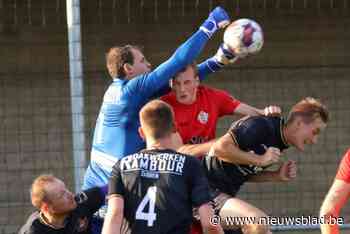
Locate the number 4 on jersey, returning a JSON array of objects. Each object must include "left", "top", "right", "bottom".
[{"left": 135, "top": 186, "right": 157, "bottom": 227}]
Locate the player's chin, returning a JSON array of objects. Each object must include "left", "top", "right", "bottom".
[
  {"left": 178, "top": 96, "right": 190, "bottom": 104},
  {"left": 70, "top": 200, "right": 78, "bottom": 210},
  {"left": 295, "top": 142, "right": 306, "bottom": 152}
]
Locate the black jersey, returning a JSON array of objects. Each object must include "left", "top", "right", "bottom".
[
  {"left": 109, "top": 149, "right": 211, "bottom": 234},
  {"left": 204, "top": 116, "right": 289, "bottom": 196},
  {"left": 18, "top": 187, "right": 105, "bottom": 234}
]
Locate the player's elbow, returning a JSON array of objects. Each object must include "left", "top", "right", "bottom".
[
  {"left": 320, "top": 201, "right": 339, "bottom": 224},
  {"left": 212, "top": 134, "right": 235, "bottom": 160},
  {"left": 102, "top": 209, "right": 123, "bottom": 234}
]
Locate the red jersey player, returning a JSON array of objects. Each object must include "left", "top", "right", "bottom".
[
  {"left": 161, "top": 62, "right": 281, "bottom": 234},
  {"left": 320, "top": 149, "right": 350, "bottom": 234},
  {"left": 161, "top": 62, "right": 281, "bottom": 145}
]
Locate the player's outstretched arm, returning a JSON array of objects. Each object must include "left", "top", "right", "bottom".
[
  {"left": 234, "top": 103, "right": 282, "bottom": 117},
  {"left": 102, "top": 195, "right": 124, "bottom": 234},
  {"left": 248, "top": 160, "right": 297, "bottom": 183},
  {"left": 320, "top": 179, "right": 350, "bottom": 234},
  {"left": 211, "top": 133, "right": 280, "bottom": 167},
  {"left": 177, "top": 139, "right": 216, "bottom": 157},
  {"left": 197, "top": 43, "right": 239, "bottom": 80},
  {"left": 132, "top": 7, "right": 230, "bottom": 99}
]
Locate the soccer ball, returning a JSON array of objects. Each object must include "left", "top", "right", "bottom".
[{"left": 223, "top": 18, "right": 264, "bottom": 57}]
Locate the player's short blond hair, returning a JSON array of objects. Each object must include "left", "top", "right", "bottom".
[
  {"left": 140, "top": 100, "right": 175, "bottom": 140},
  {"left": 30, "top": 174, "right": 57, "bottom": 209},
  {"left": 287, "top": 97, "right": 329, "bottom": 124}
]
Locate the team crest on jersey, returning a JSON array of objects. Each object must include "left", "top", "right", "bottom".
[{"left": 197, "top": 111, "right": 209, "bottom": 124}]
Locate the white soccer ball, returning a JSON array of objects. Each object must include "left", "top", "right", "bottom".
[{"left": 223, "top": 18, "right": 264, "bottom": 57}]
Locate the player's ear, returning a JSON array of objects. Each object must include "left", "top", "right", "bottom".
[
  {"left": 295, "top": 117, "right": 304, "bottom": 129},
  {"left": 138, "top": 127, "right": 145, "bottom": 140},
  {"left": 195, "top": 76, "right": 200, "bottom": 85},
  {"left": 41, "top": 202, "right": 50, "bottom": 213},
  {"left": 123, "top": 63, "right": 133, "bottom": 77}
]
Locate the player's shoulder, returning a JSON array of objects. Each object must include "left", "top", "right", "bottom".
[
  {"left": 199, "top": 85, "right": 227, "bottom": 95},
  {"left": 342, "top": 149, "right": 350, "bottom": 162},
  {"left": 345, "top": 149, "right": 350, "bottom": 157},
  {"left": 119, "top": 73, "right": 148, "bottom": 93},
  {"left": 19, "top": 212, "right": 46, "bottom": 234},
  {"left": 245, "top": 115, "right": 281, "bottom": 128},
  {"left": 231, "top": 115, "right": 281, "bottom": 133},
  {"left": 160, "top": 92, "right": 176, "bottom": 103}
]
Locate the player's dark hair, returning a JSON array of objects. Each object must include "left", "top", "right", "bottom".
[
  {"left": 140, "top": 100, "right": 175, "bottom": 140},
  {"left": 173, "top": 61, "right": 198, "bottom": 80},
  {"left": 287, "top": 97, "right": 329, "bottom": 125},
  {"left": 106, "top": 45, "right": 142, "bottom": 79},
  {"left": 30, "top": 174, "right": 57, "bottom": 209}
]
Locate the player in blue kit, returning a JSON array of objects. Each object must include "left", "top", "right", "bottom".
[
  {"left": 204, "top": 97, "right": 329, "bottom": 234},
  {"left": 83, "top": 6, "right": 230, "bottom": 189},
  {"left": 83, "top": 6, "right": 231, "bottom": 234}
]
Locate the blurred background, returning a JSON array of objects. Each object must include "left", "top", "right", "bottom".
[{"left": 0, "top": 0, "right": 349, "bottom": 233}]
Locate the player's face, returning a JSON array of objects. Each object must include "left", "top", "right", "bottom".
[
  {"left": 294, "top": 117, "right": 327, "bottom": 151},
  {"left": 172, "top": 67, "right": 199, "bottom": 105},
  {"left": 129, "top": 48, "right": 151, "bottom": 77},
  {"left": 46, "top": 179, "right": 77, "bottom": 215}
]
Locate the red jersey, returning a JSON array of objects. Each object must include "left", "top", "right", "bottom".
[
  {"left": 161, "top": 85, "right": 240, "bottom": 144},
  {"left": 336, "top": 149, "right": 350, "bottom": 183}
]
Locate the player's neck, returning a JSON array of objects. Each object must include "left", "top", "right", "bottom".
[
  {"left": 282, "top": 124, "right": 294, "bottom": 146},
  {"left": 40, "top": 211, "right": 67, "bottom": 229},
  {"left": 146, "top": 138, "right": 178, "bottom": 151}
]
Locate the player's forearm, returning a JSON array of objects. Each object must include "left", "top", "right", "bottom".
[
  {"left": 320, "top": 200, "right": 341, "bottom": 234},
  {"left": 319, "top": 180, "right": 350, "bottom": 234},
  {"left": 320, "top": 223, "right": 339, "bottom": 234},
  {"left": 197, "top": 56, "right": 223, "bottom": 81},
  {"left": 102, "top": 213, "right": 122, "bottom": 234},
  {"left": 142, "top": 9, "right": 228, "bottom": 97},
  {"left": 248, "top": 171, "right": 281, "bottom": 182},
  {"left": 143, "top": 30, "right": 210, "bottom": 97},
  {"left": 319, "top": 209, "right": 340, "bottom": 234},
  {"left": 213, "top": 134, "right": 262, "bottom": 166},
  {"left": 234, "top": 103, "right": 262, "bottom": 116},
  {"left": 177, "top": 139, "right": 216, "bottom": 157},
  {"left": 102, "top": 196, "right": 124, "bottom": 234}
]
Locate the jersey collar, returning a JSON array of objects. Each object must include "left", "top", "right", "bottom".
[{"left": 39, "top": 212, "right": 67, "bottom": 230}]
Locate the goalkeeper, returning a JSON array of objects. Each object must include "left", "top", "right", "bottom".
[{"left": 83, "top": 6, "right": 231, "bottom": 234}]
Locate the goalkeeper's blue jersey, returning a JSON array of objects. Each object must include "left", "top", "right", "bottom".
[{"left": 83, "top": 29, "right": 223, "bottom": 189}]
